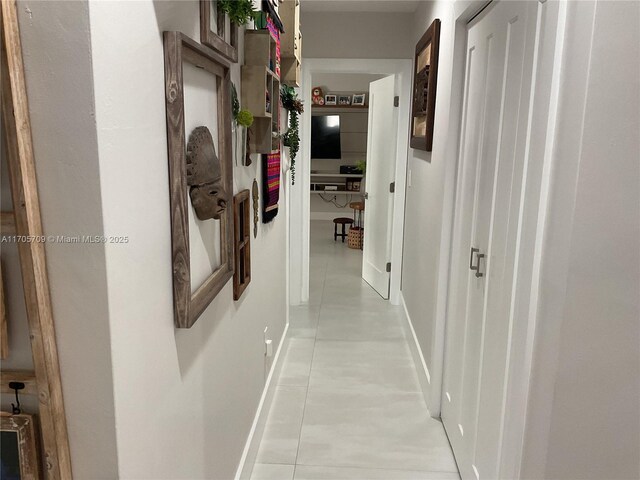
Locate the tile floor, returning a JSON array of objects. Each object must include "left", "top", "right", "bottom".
[{"left": 251, "top": 221, "right": 459, "bottom": 480}]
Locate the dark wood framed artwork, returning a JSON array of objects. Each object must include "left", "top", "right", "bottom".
[
  {"left": 163, "top": 31, "right": 234, "bottom": 328},
  {"left": 1, "top": 413, "right": 41, "bottom": 479},
  {"left": 200, "top": 0, "right": 239, "bottom": 63},
  {"left": 233, "top": 190, "right": 251, "bottom": 300},
  {"left": 410, "top": 18, "right": 441, "bottom": 151},
  {"left": 1, "top": 261, "right": 8, "bottom": 359}
]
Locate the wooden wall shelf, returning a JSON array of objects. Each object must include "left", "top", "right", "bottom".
[
  {"left": 242, "top": 30, "right": 280, "bottom": 154},
  {"left": 310, "top": 191, "right": 363, "bottom": 196},
  {"left": 1, "top": 370, "right": 38, "bottom": 396},
  {"left": 278, "top": 0, "right": 301, "bottom": 87},
  {"left": 312, "top": 105, "right": 368, "bottom": 114}
]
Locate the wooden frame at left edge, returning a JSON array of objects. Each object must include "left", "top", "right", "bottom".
[{"left": 163, "top": 31, "right": 234, "bottom": 329}]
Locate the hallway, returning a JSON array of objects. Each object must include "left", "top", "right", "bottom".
[{"left": 250, "top": 221, "right": 459, "bottom": 480}]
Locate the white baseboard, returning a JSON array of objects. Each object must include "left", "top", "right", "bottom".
[
  {"left": 400, "top": 292, "right": 435, "bottom": 417},
  {"left": 235, "top": 322, "right": 290, "bottom": 480}
]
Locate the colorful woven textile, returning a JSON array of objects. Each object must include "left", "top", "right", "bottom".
[
  {"left": 267, "top": 17, "right": 281, "bottom": 77},
  {"left": 262, "top": 151, "right": 280, "bottom": 223}
]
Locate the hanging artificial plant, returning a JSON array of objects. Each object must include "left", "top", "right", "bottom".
[
  {"left": 218, "top": 0, "right": 259, "bottom": 26},
  {"left": 280, "top": 86, "right": 304, "bottom": 184},
  {"left": 237, "top": 110, "right": 254, "bottom": 128},
  {"left": 231, "top": 82, "right": 240, "bottom": 119},
  {"left": 231, "top": 83, "right": 254, "bottom": 128}
]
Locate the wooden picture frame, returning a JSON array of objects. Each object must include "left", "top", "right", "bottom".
[
  {"left": 1, "top": 261, "right": 8, "bottom": 359},
  {"left": 252, "top": 179, "right": 259, "bottom": 239},
  {"left": 1, "top": 413, "right": 41, "bottom": 479},
  {"left": 233, "top": 190, "right": 251, "bottom": 300},
  {"left": 200, "top": 0, "right": 239, "bottom": 63},
  {"left": 410, "top": 18, "right": 441, "bottom": 151},
  {"left": 352, "top": 93, "right": 366, "bottom": 106},
  {"left": 163, "top": 31, "right": 234, "bottom": 329}
]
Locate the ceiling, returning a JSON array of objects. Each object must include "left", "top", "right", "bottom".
[{"left": 300, "top": 0, "right": 423, "bottom": 13}]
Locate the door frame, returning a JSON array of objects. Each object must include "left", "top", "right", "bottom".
[
  {"left": 439, "top": 0, "right": 568, "bottom": 477},
  {"left": 290, "top": 58, "right": 412, "bottom": 306}
]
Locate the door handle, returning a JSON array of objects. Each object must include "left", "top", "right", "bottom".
[
  {"left": 469, "top": 247, "right": 485, "bottom": 278},
  {"left": 364, "top": 192, "right": 369, "bottom": 200}
]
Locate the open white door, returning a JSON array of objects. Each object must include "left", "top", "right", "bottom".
[{"left": 362, "top": 75, "right": 397, "bottom": 298}]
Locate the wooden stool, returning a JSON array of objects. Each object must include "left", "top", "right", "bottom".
[{"left": 333, "top": 217, "right": 354, "bottom": 242}]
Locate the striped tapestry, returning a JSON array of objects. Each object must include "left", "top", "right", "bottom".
[{"left": 262, "top": 151, "right": 280, "bottom": 223}]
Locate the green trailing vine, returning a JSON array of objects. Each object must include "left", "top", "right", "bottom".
[
  {"left": 218, "top": 0, "right": 259, "bottom": 26},
  {"left": 280, "top": 86, "right": 304, "bottom": 184}
]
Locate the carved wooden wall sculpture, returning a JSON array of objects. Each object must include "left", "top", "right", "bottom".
[
  {"left": 233, "top": 190, "right": 251, "bottom": 300},
  {"left": 200, "top": 0, "right": 238, "bottom": 62},
  {"left": 187, "top": 126, "right": 228, "bottom": 221},
  {"left": 410, "top": 18, "right": 441, "bottom": 151},
  {"left": 164, "top": 31, "right": 233, "bottom": 328}
]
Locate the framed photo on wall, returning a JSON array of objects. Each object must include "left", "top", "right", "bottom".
[
  {"left": 352, "top": 93, "right": 366, "bottom": 106},
  {"left": 410, "top": 18, "right": 441, "bottom": 151},
  {"left": 200, "top": 0, "right": 239, "bottom": 62},
  {"left": 1, "top": 413, "right": 41, "bottom": 479}
]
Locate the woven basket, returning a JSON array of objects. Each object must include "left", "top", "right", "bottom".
[{"left": 347, "top": 227, "right": 363, "bottom": 249}]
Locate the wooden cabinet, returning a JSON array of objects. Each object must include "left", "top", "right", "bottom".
[
  {"left": 241, "top": 30, "right": 280, "bottom": 154},
  {"left": 278, "top": 0, "right": 301, "bottom": 87},
  {"left": 281, "top": 57, "right": 300, "bottom": 87},
  {"left": 244, "top": 30, "right": 279, "bottom": 73},
  {"left": 241, "top": 66, "right": 276, "bottom": 117}
]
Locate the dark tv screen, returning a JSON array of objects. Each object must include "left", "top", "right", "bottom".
[{"left": 311, "top": 115, "right": 341, "bottom": 159}]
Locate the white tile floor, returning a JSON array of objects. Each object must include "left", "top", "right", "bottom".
[{"left": 251, "top": 221, "right": 459, "bottom": 480}]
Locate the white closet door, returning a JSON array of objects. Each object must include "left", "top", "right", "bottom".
[{"left": 442, "top": 2, "right": 540, "bottom": 479}]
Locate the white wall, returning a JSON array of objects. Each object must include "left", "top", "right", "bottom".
[
  {"left": 301, "top": 11, "right": 415, "bottom": 59},
  {"left": 400, "top": 0, "right": 457, "bottom": 413},
  {"left": 14, "top": 0, "right": 289, "bottom": 478},
  {"left": 88, "top": 2, "right": 288, "bottom": 478},
  {"left": 521, "top": 1, "right": 640, "bottom": 478},
  {"left": 312, "top": 72, "right": 384, "bottom": 93}
]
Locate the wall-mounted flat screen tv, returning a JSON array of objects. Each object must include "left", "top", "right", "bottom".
[{"left": 311, "top": 115, "right": 341, "bottom": 159}]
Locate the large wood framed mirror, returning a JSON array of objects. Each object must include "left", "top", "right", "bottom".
[{"left": 163, "top": 31, "right": 234, "bottom": 328}]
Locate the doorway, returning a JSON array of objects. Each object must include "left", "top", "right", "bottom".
[
  {"left": 308, "top": 72, "right": 399, "bottom": 299},
  {"left": 290, "top": 59, "right": 412, "bottom": 307}
]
